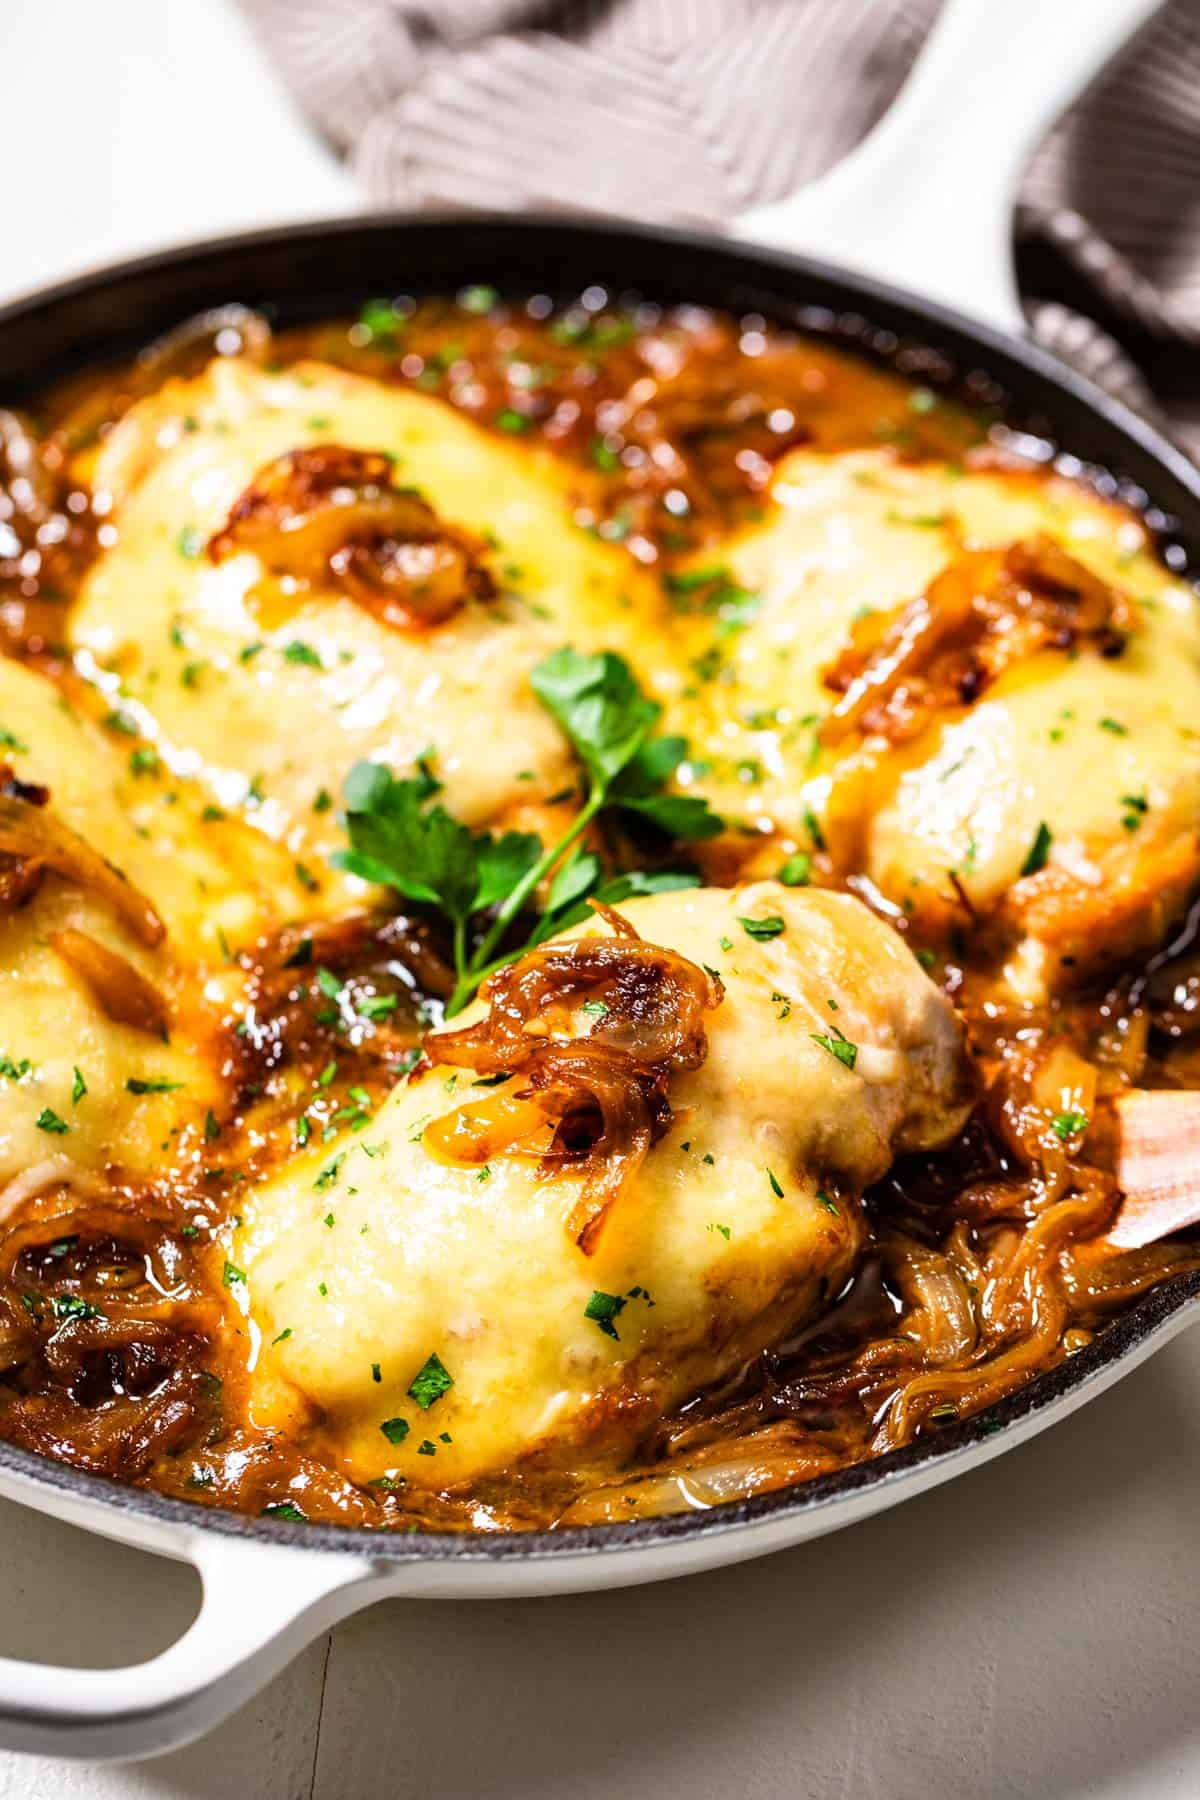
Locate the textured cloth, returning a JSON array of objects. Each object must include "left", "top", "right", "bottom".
[{"left": 241, "top": 0, "right": 1200, "bottom": 449}]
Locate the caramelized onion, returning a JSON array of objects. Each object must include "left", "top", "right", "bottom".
[
  {"left": 51, "top": 928, "right": 169, "bottom": 1037},
  {"left": 0, "top": 785, "right": 163, "bottom": 947},
  {"left": 823, "top": 534, "right": 1140, "bottom": 746},
  {"left": 424, "top": 906, "right": 723, "bottom": 1252},
  {"left": 209, "top": 445, "right": 495, "bottom": 628}
]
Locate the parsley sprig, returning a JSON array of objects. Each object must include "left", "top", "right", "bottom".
[{"left": 332, "top": 647, "right": 721, "bottom": 1014}]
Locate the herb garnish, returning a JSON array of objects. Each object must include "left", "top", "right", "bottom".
[
  {"left": 739, "top": 914, "right": 785, "bottom": 941},
  {"left": 584, "top": 1290, "right": 627, "bottom": 1340},
  {"left": 261, "top": 1502, "right": 307, "bottom": 1522},
  {"left": 407, "top": 1352, "right": 453, "bottom": 1409},
  {"left": 1020, "top": 821, "right": 1053, "bottom": 877},
  {"left": 333, "top": 647, "right": 721, "bottom": 1013},
  {"left": 810, "top": 1024, "right": 858, "bottom": 1071},
  {"left": 777, "top": 853, "right": 811, "bottom": 887}
]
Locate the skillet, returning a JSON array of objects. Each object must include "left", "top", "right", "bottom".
[{"left": 0, "top": 0, "right": 1194, "bottom": 1760}]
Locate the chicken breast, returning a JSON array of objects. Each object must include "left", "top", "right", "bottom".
[
  {"left": 69, "top": 357, "right": 672, "bottom": 854},
  {"left": 233, "top": 883, "right": 970, "bottom": 1488},
  {"left": 0, "top": 658, "right": 244, "bottom": 1186},
  {"left": 666, "top": 448, "right": 1200, "bottom": 988}
]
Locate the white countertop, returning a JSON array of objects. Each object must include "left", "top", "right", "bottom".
[{"left": 1, "top": 3, "right": 1199, "bottom": 1794}]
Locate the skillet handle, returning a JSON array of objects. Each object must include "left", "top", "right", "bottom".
[
  {"left": 732, "top": 0, "right": 1162, "bottom": 334},
  {"left": 0, "top": 1531, "right": 370, "bottom": 1762}
]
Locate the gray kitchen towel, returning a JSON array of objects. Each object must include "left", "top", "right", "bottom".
[{"left": 240, "top": 0, "right": 1200, "bottom": 448}]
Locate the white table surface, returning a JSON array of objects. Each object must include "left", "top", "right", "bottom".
[{"left": 1, "top": 2, "right": 1199, "bottom": 1794}]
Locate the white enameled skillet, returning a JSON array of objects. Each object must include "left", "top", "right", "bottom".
[{"left": 0, "top": 0, "right": 1191, "bottom": 1759}]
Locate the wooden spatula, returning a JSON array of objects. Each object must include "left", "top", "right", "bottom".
[{"left": 1109, "top": 1089, "right": 1200, "bottom": 1249}]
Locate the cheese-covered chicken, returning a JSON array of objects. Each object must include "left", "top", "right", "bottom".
[
  {"left": 0, "top": 659, "right": 237, "bottom": 1185},
  {"left": 69, "top": 358, "right": 672, "bottom": 855},
  {"left": 666, "top": 448, "right": 1200, "bottom": 988},
  {"left": 234, "top": 884, "right": 969, "bottom": 1488}
]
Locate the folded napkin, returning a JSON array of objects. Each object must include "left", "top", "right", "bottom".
[{"left": 241, "top": 0, "right": 1200, "bottom": 449}]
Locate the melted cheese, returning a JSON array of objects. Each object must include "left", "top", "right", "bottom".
[
  {"left": 667, "top": 449, "right": 1200, "bottom": 979},
  {"left": 0, "top": 659, "right": 229, "bottom": 1183},
  {"left": 235, "top": 884, "right": 968, "bottom": 1487},
  {"left": 71, "top": 358, "right": 672, "bottom": 855}
]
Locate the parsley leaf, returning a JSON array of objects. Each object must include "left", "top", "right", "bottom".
[
  {"left": 261, "top": 1501, "right": 307, "bottom": 1522},
  {"left": 810, "top": 1027, "right": 858, "bottom": 1071},
  {"left": 407, "top": 1352, "right": 453, "bottom": 1410},
  {"left": 584, "top": 1290, "right": 627, "bottom": 1340},
  {"left": 777, "top": 852, "right": 811, "bottom": 887},
  {"left": 739, "top": 914, "right": 785, "bottom": 941},
  {"left": 1020, "top": 821, "right": 1053, "bottom": 877},
  {"left": 530, "top": 647, "right": 659, "bottom": 787},
  {"left": 332, "top": 648, "right": 718, "bottom": 1015}
]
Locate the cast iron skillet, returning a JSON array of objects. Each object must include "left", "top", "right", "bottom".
[{"left": 0, "top": 0, "right": 1195, "bottom": 1765}]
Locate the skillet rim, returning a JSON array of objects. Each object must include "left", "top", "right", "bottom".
[{"left": 0, "top": 208, "right": 1197, "bottom": 1564}]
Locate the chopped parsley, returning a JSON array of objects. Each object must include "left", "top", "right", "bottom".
[
  {"left": 1051, "top": 1109, "right": 1089, "bottom": 1140},
  {"left": 358, "top": 992, "right": 399, "bottom": 1021},
  {"left": 803, "top": 806, "right": 827, "bottom": 853},
  {"left": 126, "top": 1076, "right": 183, "bottom": 1095},
  {"left": 35, "top": 1108, "right": 69, "bottom": 1135},
  {"left": 810, "top": 1026, "right": 858, "bottom": 1071},
  {"left": 51, "top": 1295, "right": 104, "bottom": 1321},
  {"left": 767, "top": 1168, "right": 784, "bottom": 1198},
  {"left": 314, "top": 1154, "right": 345, "bottom": 1192},
  {"left": 816, "top": 1190, "right": 840, "bottom": 1215},
  {"left": 1099, "top": 717, "right": 1128, "bottom": 736},
  {"left": 222, "top": 1259, "right": 246, "bottom": 1288},
  {"left": 271, "top": 1327, "right": 292, "bottom": 1345},
  {"left": 176, "top": 525, "right": 203, "bottom": 560},
  {"left": 380, "top": 1416, "right": 410, "bottom": 1445},
  {"left": 283, "top": 639, "right": 323, "bottom": 668},
  {"left": 1120, "top": 792, "right": 1149, "bottom": 832},
  {"left": 407, "top": 1352, "right": 453, "bottom": 1409},
  {"left": 777, "top": 852, "right": 811, "bottom": 887},
  {"left": 584, "top": 1290, "right": 627, "bottom": 1340},
  {"left": 316, "top": 967, "right": 343, "bottom": 1001},
  {"left": 1020, "top": 821, "right": 1053, "bottom": 877},
  {"left": 261, "top": 1502, "right": 307, "bottom": 1522},
  {"left": 739, "top": 914, "right": 785, "bottom": 941},
  {"left": 71, "top": 1067, "right": 87, "bottom": 1104},
  {"left": 129, "top": 746, "right": 161, "bottom": 778},
  {"left": 358, "top": 298, "right": 402, "bottom": 342}
]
